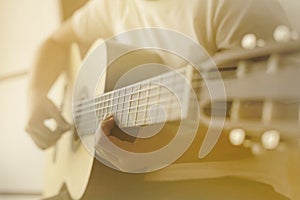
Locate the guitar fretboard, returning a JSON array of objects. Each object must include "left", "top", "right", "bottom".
[{"left": 74, "top": 65, "right": 195, "bottom": 135}]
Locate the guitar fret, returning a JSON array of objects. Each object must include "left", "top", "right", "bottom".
[
  {"left": 144, "top": 83, "right": 150, "bottom": 125},
  {"left": 124, "top": 88, "right": 132, "bottom": 127},
  {"left": 156, "top": 84, "right": 162, "bottom": 124},
  {"left": 298, "top": 104, "right": 300, "bottom": 125},
  {"left": 75, "top": 65, "right": 193, "bottom": 131},
  {"left": 133, "top": 84, "right": 141, "bottom": 126},
  {"left": 118, "top": 89, "right": 125, "bottom": 125},
  {"left": 148, "top": 83, "right": 160, "bottom": 124},
  {"left": 76, "top": 97, "right": 185, "bottom": 131},
  {"left": 262, "top": 100, "right": 273, "bottom": 123},
  {"left": 112, "top": 90, "right": 119, "bottom": 115},
  {"left": 78, "top": 89, "right": 184, "bottom": 120}
]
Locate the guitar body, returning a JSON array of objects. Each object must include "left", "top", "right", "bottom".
[
  {"left": 43, "top": 40, "right": 169, "bottom": 199},
  {"left": 44, "top": 131, "right": 94, "bottom": 199},
  {"left": 43, "top": 39, "right": 300, "bottom": 200},
  {"left": 43, "top": 43, "right": 96, "bottom": 199}
]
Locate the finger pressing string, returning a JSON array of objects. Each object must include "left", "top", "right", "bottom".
[
  {"left": 101, "top": 114, "right": 116, "bottom": 136},
  {"left": 102, "top": 113, "right": 114, "bottom": 120}
]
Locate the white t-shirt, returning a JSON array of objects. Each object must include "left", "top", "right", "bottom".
[
  {"left": 70, "top": 0, "right": 292, "bottom": 173},
  {"left": 71, "top": 0, "right": 291, "bottom": 56}
]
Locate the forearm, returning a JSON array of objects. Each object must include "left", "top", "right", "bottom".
[{"left": 29, "top": 37, "right": 70, "bottom": 96}]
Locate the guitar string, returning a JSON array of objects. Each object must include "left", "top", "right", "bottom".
[
  {"left": 74, "top": 106, "right": 186, "bottom": 135},
  {"left": 74, "top": 105, "right": 201, "bottom": 137},
  {"left": 75, "top": 94, "right": 184, "bottom": 126},
  {"left": 72, "top": 78, "right": 233, "bottom": 133},
  {"left": 73, "top": 66, "right": 190, "bottom": 106},
  {"left": 74, "top": 98, "right": 185, "bottom": 128},
  {"left": 73, "top": 86, "right": 188, "bottom": 128},
  {"left": 73, "top": 85, "right": 186, "bottom": 117},
  {"left": 73, "top": 75, "right": 191, "bottom": 111},
  {"left": 73, "top": 104, "right": 183, "bottom": 134},
  {"left": 74, "top": 90, "right": 187, "bottom": 122},
  {"left": 73, "top": 82, "right": 201, "bottom": 129},
  {"left": 72, "top": 71, "right": 234, "bottom": 131},
  {"left": 73, "top": 68, "right": 234, "bottom": 111},
  {"left": 73, "top": 73, "right": 229, "bottom": 128},
  {"left": 73, "top": 50, "right": 274, "bottom": 108},
  {"left": 73, "top": 82, "right": 180, "bottom": 113},
  {"left": 73, "top": 73, "right": 205, "bottom": 113}
]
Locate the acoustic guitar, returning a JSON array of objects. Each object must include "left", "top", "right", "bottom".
[{"left": 43, "top": 37, "right": 300, "bottom": 200}]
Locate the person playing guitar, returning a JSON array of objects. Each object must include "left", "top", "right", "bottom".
[{"left": 26, "top": 0, "right": 300, "bottom": 199}]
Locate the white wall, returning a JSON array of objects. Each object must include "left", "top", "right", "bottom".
[
  {"left": 0, "top": 0, "right": 61, "bottom": 194},
  {"left": 0, "top": 0, "right": 61, "bottom": 77},
  {"left": 0, "top": 77, "right": 44, "bottom": 193}
]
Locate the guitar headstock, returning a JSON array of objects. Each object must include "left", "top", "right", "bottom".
[{"left": 199, "top": 26, "right": 300, "bottom": 155}]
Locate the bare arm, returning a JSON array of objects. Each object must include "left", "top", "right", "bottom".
[
  {"left": 26, "top": 20, "right": 90, "bottom": 149},
  {"left": 29, "top": 20, "right": 88, "bottom": 95}
]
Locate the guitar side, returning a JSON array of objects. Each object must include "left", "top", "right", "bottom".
[
  {"left": 43, "top": 43, "right": 99, "bottom": 199},
  {"left": 43, "top": 40, "right": 165, "bottom": 199},
  {"left": 43, "top": 39, "right": 300, "bottom": 200}
]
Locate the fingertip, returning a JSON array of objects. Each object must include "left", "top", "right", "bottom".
[{"left": 103, "top": 113, "right": 114, "bottom": 121}]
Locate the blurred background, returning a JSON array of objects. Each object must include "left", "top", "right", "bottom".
[
  {"left": 0, "top": 0, "right": 87, "bottom": 199},
  {"left": 0, "top": 0, "right": 299, "bottom": 199}
]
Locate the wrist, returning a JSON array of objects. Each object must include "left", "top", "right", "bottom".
[{"left": 27, "top": 85, "right": 48, "bottom": 99}]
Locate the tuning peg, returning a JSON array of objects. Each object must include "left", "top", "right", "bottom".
[
  {"left": 274, "top": 25, "right": 291, "bottom": 42},
  {"left": 261, "top": 130, "right": 280, "bottom": 150},
  {"left": 241, "top": 34, "right": 257, "bottom": 49},
  {"left": 229, "top": 128, "right": 246, "bottom": 146}
]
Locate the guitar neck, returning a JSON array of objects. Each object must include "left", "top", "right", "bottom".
[
  {"left": 74, "top": 40, "right": 300, "bottom": 139},
  {"left": 74, "top": 65, "right": 197, "bottom": 134}
]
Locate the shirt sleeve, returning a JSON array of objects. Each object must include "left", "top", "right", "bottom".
[
  {"left": 71, "top": 0, "right": 113, "bottom": 46},
  {"left": 214, "top": 0, "right": 292, "bottom": 51}
]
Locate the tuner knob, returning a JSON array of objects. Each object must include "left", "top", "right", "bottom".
[
  {"left": 229, "top": 128, "right": 246, "bottom": 146},
  {"left": 241, "top": 34, "right": 257, "bottom": 49},
  {"left": 261, "top": 130, "right": 280, "bottom": 150},
  {"left": 274, "top": 25, "right": 291, "bottom": 42}
]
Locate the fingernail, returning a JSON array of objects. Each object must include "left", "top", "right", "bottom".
[{"left": 103, "top": 113, "right": 113, "bottom": 120}]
